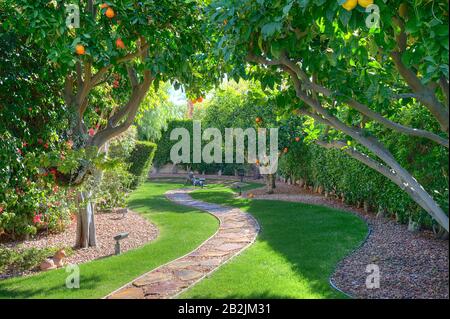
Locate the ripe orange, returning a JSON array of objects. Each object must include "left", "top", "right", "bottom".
[
  {"left": 105, "top": 7, "right": 115, "bottom": 18},
  {"left": 342, "top": 0, "right": 357, "bottom": 11},
  {"left": 255, "top": 117, "right": 262, "bottom": 123},
  {"left": 116, "top": 38, "right": 125, "bottom": 49},
  {"left": 358, "top": 0, "right": 373, "bottom": 8},
  {"left": 75, "top": 44, "right": 85, "bottom": 55},
  {"left": 100, "top": 3, "right": 109, "bottom": 9},
  {"left": 255, "top": 159, "right": 260, "bottom": 165},
  {"left": 197, "top": 97, "right": 204, "bottom": 103},
  {"left": 295, "top": 137, "right": 301, "bottom": 142}
]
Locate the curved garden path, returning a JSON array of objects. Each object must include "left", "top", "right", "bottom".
[{"left": 105, "top": 188, "right": 260, "bottom": 299}]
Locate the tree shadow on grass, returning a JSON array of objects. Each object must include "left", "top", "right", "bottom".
[
  {"left": 0, "top": 272, "right": 103, "bottom": 299},
  {"left": 188, "top": 188, "right": 368, "bottom": 299}
]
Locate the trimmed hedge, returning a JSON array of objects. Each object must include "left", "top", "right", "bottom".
[
  {"left": 278, "top": 142, "right": 449, "bottom": 229},
  {"left": 153, "top": 120, "right": 193, "bottom": 168},
  {"left": 127, "top": 141, "right": 157, "bottom": 189}
]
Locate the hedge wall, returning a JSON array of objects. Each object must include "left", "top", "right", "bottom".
[
  {"left": 153, "top": 120, "right": 193, "bottom": 169},
  {"left": 127, "top": 141, "right": 157, "bottom": 189},
  {"left": 278, "top": 142, "right": 449, "bottom": 229},
  {"left": 154, "top": 120, "right": 252, "bottom": 175}
]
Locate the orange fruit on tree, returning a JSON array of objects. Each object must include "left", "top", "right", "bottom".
[
  {"left": 283, "top": 147, "right": 289, "bottom": 153},
  {"left": 116, "top": 38, "right": 125, "bottom": 49},
  {"left": 342, "top": 0, "right": 357, "bottom": 11},
  {"left": 358, "top": 0, "right": 373, "bottom": 8},
  {"left": 255, "top": 116, "right": 262, "bottom": 123},
  {"left": 197, "top": 97, "right": 204, "bottom": 103},
  {"left": 255, "top": 159, "right": 260, "bottom": 165},
  {"left": 105, "top": 7, "right": 115, "bottom": 18},
  {"left": 295, "top": 137, "right": 301, "bottom": 142},
  {"left": 75, "top": 44, "right": 85, "bottom": 55},
  {"left": 100, "top": 3, "right": 109, "bottom": 9}
]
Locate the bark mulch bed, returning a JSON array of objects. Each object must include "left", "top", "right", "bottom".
[
  {"left": 0, "top": 209, "right": 158, "bottom": 279},
  {"left": 243, "top": 182, "right": 449, "bottom": 299}
]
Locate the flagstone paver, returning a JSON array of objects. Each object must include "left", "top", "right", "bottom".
[{"left": 106, "top": 188, "right": 259, "bottom": 299}]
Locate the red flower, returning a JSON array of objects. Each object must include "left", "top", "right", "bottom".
[
  {"left": 43, "top": 143, "right": 49, "bottom": 149},
  {"left": 50, "top": 168, "right": 57, "bottom": 176},
  {"left": 33, "top": 213, "right": 43, "bottom": 224},
  {"left": 17, "top": 148, "right": 23, "bottom": 155},
  {"left": 88, "top": 128, "right": 95, "bottom": 137},
  {"left": 22, "top": 142, "right": 28, "bottom": 147},
  {"left": 0, "top": 206, "right": 4, "bottom": 214}
]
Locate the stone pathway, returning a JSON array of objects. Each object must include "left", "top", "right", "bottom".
[{"left": 105, "top": 188, "right": 260, "bottom": 299}]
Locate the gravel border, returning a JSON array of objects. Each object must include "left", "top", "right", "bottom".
[
  {"left": 243, "top": 183, "right": 449, "bottom": 299},
  {"left": 0, "top": 209, "right": 158, "bottom": 279}
]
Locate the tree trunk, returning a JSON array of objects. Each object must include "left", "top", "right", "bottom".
[
  {"left": 76, "top": 190, "right": 97, "bottom": 248},
  {"left": 266, "top": 174, "right": 275, "bottom": 194}
]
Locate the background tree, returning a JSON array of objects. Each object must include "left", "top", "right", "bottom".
[
  {"left": 207, "top": 0, "right": 449, "bottom": 232},
  {"left": 136, "top": 82, "right": 185, "bottom": 142}
]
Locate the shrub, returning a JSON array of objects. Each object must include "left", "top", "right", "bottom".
[
  {"left": 127, "top": 141, "right": 157, "bottom": 188},
  {"left": 95, "top": 164, "right": 133, "bottom": 210},
  {"left": 108, "top": 126, "right": 138, "bottom": 161},
  {"left": 0, "top": 246, "right": 73, "bottom": 275}
]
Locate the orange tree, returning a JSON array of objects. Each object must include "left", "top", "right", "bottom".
[
  {"left": 207, "top": 0, "right": 449, "bottom": 232},
  {"left": 6, "top": 0, "right": 216, "bottom": 247}
]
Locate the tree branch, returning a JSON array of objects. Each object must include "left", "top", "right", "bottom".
[
  {"left": 439, "top": 76, "right": 449, "bottom": 108},
  {"left": 280, "top": 52, "right": 448, "bottom": 147},
  {"left": 90, "top": 70, "right": 153, "bottom": 148},
  {"left": 91, "top": 43, "right": 150, "bottom": 86},
  {"left": 315, "top": 140, "right": 402, "bottom": 185},
  {"left": 390, "top": 18, "right": 449, "bottom": 132},
  {"left": 346, "top": 99, "right": 449, "bottom": 148}
]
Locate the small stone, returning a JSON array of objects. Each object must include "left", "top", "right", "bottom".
[
  {"left": 216, "top": 243, "right": 244, "bottom": 252},
  {"left": 198, "top": 258, "right": 222, "bottom": 267},
  {"left": 133, "top": 272, "right": 171, "bottom": 287},
  {"left": 168, "top": 260, "right": 199, "bottom": 269},
  {"left": 109, "top": 287, "right": 145, "bottom": 299},
  {"left": 201, "top": 250, "right": 231, "bottom": 257},
  {"left": 175, "top": 269, "right": 204, "bottom": 281},
  {"left": 144, "top": 281, "right": 180, "bottom": 296}
]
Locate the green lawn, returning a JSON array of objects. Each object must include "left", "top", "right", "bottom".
[
  {"left": 180, "top": 184, "right": 368, "bottom": 299},
  {"left": 0, "top": 181, "right": 368, "bottom": 299},
  {"left": 0, "top": 182, "right": 218, "bottom": 299}
]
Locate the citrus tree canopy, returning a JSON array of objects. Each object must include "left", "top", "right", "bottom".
[{"left": 206, "top": 0, "right": 449, "bottom": 231}]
